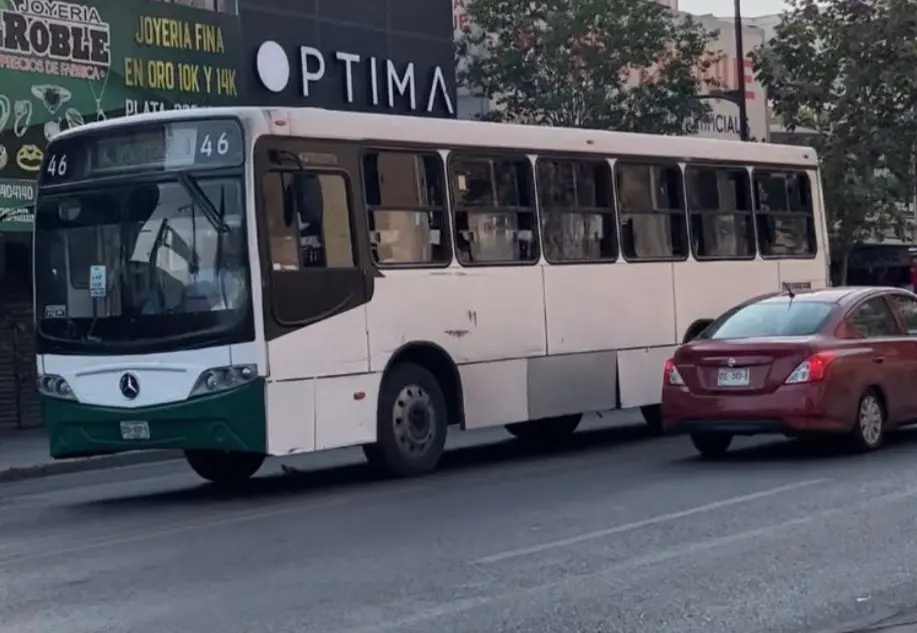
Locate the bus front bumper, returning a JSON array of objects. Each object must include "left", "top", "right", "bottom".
[{"left": 42, "top": 378, "right": 267, "bottom": 459}]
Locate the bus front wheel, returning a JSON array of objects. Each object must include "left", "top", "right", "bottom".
[
  {"left": 184, "top": 450, "right": 265, "bottom": 485},
  {"left": 364, "top": 362, "right": 449, "bottom": 477}
]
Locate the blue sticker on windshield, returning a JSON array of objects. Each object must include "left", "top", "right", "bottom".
[{"left": 89, "top": 265, "right": 107, "bottom": 298}]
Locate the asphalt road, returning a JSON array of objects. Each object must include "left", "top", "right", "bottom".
[{"left": 3, "top": 414, "right": 917, "bottom": 633}]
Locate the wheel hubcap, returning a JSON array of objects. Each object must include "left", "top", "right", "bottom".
[
  {"left": 392, "top": 384, "right": 435, "bottom": 455},
  {"left": 859, "top": 396, "right": 883, "bottom": 446}
]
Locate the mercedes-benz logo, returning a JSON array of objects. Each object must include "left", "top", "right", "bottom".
[
  {"left": 727, "top": 357, "right": 736, "bottom": 367},
  {"left": 119, "top": 372, "right": 140, "bottom": 399}
]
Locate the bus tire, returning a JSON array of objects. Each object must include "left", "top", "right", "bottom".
[
  {"left": 640, "top": 405, "right": 663, "bottom": 433},
  {"left": 505, "top": 414, "right": 582, "bottom": 445},
  {"left": 184, "top": 450, "right": 265, "bottom": 485},
  {"left": 366, "top": 362, "right": 448, "bottom": 477}
]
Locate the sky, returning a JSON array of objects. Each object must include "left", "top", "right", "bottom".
[{"left": 678, "top": 0, "right": 789, "bottom": 17}]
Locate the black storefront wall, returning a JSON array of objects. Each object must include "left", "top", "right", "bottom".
[{"left": 238, "top": 0, "right": 457, "bottom": 118}]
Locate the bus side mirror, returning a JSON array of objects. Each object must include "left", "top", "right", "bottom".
[{"left": 291, "top": 173, "right": 323, "bottom": 226}]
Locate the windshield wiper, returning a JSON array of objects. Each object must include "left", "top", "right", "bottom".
[{"left": 177, "top": 173, "right": 229, "bottom": 233}]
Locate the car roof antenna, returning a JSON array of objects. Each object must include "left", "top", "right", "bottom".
[{"left": 782, "top": 281, "right": 795, "bottom": 303}]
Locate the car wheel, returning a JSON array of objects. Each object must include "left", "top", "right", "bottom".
[
  {"left": 847, "top": 389, "right": 885, "bottom": 452},
  {"left": 690, "top": 432, "right": 733, "bottom": 458}
]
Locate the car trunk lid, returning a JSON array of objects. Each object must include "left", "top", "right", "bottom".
[{"left": 675, "top": 336, "right": 818, "bottom": 395}]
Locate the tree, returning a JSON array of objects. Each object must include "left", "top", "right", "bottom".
[
  {"left": 754, "top": 0, "right": 917, "bottom": 282},
  {"left": 455, "top": 0, "right": 721, "bottom": 134}
]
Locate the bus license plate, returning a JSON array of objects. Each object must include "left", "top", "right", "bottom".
[
  {"left": 120, "top": 421, "right": 150, "bottom": 440},
  {"left": 717, "top": 368, "right": 749, "bottom": 387}
]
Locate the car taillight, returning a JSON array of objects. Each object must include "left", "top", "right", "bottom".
[
  {"left": 664, "top": 358, "right": 685, "bottom": 386},
  {"left": 785, "top": 352, "right": 836, "bottom": 384}
]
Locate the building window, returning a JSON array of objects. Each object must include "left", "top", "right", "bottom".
[
  {"left": 262, "top": 170, "right": 355, "bottom": 270},
  {"left": 362, "top": 150, "right": 450, "bottom": 266},
  {"left": 685, "top": 166, "right": 756, "bottom": 260},
  {"left": 754, "top": 170, "right": 817, "bottom": 257},
  {"left": 615, "top": 162, "right": 687, "bottom": 261},
  {"left": 449, "top": 153, "right": 539, "bottom": 264},
  {"left": 536, "top": 157, "right": 617, "bottom": 263}
]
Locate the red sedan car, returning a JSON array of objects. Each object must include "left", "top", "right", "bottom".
[{"left": 661, "top": 286, "right": 917, "bottom": 457}]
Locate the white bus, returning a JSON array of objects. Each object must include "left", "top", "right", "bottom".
[{"left": 34, "top": 107, "right": 829, "bottom": 484}]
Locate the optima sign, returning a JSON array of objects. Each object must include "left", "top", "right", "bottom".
[
  {"left": 254, "top": 40, "right": 455, "bottom": 117},
  {"left": 0, "top": 0, "right": 111, "bottom": 73}
]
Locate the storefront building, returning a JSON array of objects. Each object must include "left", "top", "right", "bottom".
[
  {"left": 239, "top": 0, "right": 455, "bottom": 117},
  {"left": 0, "top": 0, "right": 455, "bottom": 429}
]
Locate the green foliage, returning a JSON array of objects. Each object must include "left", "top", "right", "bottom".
[
  {"left": 754, "top": 0, "right": 917, "bottom": 268},
  {"left": 455, "top": 0, "right": 721, "bottom": 134}
]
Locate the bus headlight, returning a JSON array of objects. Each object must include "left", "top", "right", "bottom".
[
  {"left": 190, "top": 364, "right": 258, "bottom": 397},
  {"left": 37, "top": 374, "right": 76, "bottom": 400}
]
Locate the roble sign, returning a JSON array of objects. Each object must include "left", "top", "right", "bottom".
[
  {"left": 0, "top": 0, "right": 111, "bottom": 79},
  {"left": 255, "top": 40, "right": 455, "bottom": 116}
]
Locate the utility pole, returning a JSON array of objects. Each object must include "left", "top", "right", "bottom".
[
  {"left": 733, "top": 0, "right": 749, "bottom": 141},
  {"left": 695, "top": 0, "right": 751, "bottom": 140}
]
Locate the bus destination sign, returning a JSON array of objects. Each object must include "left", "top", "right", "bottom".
[{"left": 39, "top": 118, "right": 245, "bottom": 185}]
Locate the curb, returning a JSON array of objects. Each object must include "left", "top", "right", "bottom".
[{"left": 0, "top": 449, "right": 183, "bottom": 483}]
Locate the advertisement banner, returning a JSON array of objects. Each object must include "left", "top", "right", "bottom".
[{"left": 0, "top": 0, "right": 243, "bottom": 230}]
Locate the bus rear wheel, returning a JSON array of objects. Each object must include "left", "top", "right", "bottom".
[
  {"left": 640, "top": 405, "right": 663, "bottom": 433},
  {"left": 505, "top": 414, "right": 582, "bottom": 445},
  {"left": 363, "top": 362, "right": 449, "bottom": 477},
  {"left": 184, "top": 450, "right": 265, "bottom": 485}
]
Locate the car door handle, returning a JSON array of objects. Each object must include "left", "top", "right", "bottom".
[{"left": 874, "top": 357, "right": 885, "bottom": 364}]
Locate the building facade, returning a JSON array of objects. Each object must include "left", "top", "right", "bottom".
[
  {"left": 0, "top": 0, "right": 456, "bottom": 429},
  {"left": 688, "top": 14, "right": 768, "bottom": 142}
]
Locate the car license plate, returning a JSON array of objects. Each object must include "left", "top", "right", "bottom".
[
  {"left": 120, "top": 421, "right": 150, "bottom": 440},
  {"left": 717, "top": 368, "right": 750, "bottom": 387}
]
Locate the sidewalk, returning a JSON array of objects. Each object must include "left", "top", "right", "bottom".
[{"left": 0, "top": 429, "right": 180, "bottom": 483}]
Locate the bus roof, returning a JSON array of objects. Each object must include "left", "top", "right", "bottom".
[{"left": 51, "top": 106, "right": 819, "bottom": 167}]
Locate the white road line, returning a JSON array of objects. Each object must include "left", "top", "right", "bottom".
[{"left": 471, "top": 477, "right": 828, "bottom": 564}]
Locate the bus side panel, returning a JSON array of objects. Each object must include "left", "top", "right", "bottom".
[
  {"left": 543, "top": 262, "right": 675, "bottom": 352},
  {"left": 367, "top": 267, "right": 545, "bottom": 429},
  {"left": 264, "top": 306, "right": 376, "bottom": 455},
  {"left": 777, "top": 259, "right": 828, "bottom": 290},
  {"left": 538, "top": 262, "right": 675, "bottom": 417},
  {"left": 673, "top": 260, "right": 778, "bottom": 343},
  {"left": 618, "top": 346, "right": 677, "bottom": 409}
]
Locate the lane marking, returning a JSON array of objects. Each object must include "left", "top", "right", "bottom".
[
  {"left": 342, "top": 510, "right": 833, "bottom": 633},
  {"left": 471, "top": 477, "right": 828, "bottom": 564},
  {"left": 0, "top": 447, "right": 666, "bottom": 567},
  {"left": 349, "top": 481, "right": 917, "bottom": 632}
]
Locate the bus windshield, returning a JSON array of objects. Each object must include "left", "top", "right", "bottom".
[{"left": 35, "top": 175, "right": 250, "bottom": 352}]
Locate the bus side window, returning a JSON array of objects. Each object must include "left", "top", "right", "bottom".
[
  {"left": 362, "top": 150, "right": 450, "bottom": 266},
  {"left": 536, "top": 157, "right": 617, "bottom": 263},
  {"left": 615, "top": 162, "right": 688, "bottom": 261},
  {"left": 262, "top": 170, "right": 355, "bottom": 271},
  {"left": 753, "top": 170, "right": 817, "bottom": 257},
  {"left": 449, "top": 153, "right": 539, "bottom": 265},
  {"left": 685, "top": 165, "right": 755, "bottom": 260}
]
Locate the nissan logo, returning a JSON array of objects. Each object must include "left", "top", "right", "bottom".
[
  {"left": 727, "top": 357, "right": 736, "bottom": 367},
  {"left": 119, "top": 373, "right": 140, "bottom": 399}
]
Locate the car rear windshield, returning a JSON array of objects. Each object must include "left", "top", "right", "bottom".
[{"left": 703, "top": 301, "right": 834, "bottom": 339}]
